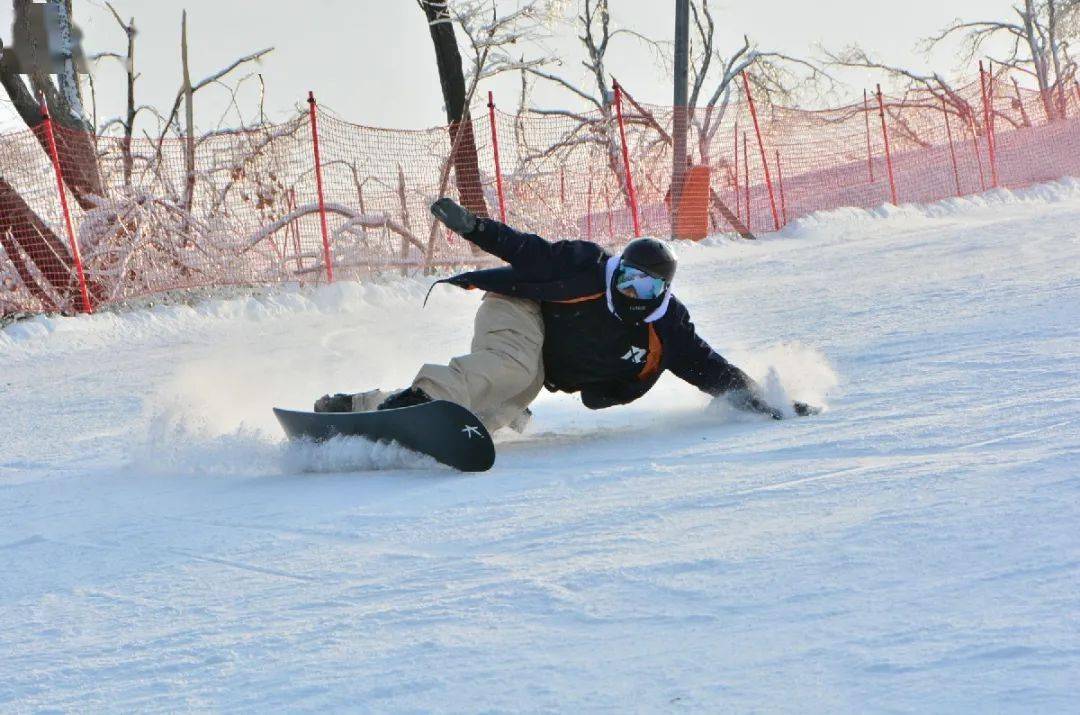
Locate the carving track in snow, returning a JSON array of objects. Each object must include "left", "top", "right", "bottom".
[{"left": 2, "top": 182, "right": 1079, "bottom": 711}]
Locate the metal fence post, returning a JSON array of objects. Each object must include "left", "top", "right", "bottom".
[
  {"left": 743, "top": 72, "right": 780, "bottom": 231},
  {"left": 876, "top": 84, "right": 899, "bottom": 205},
  {"left": 487, "top": 91, "right": 508, "bottom": 222},
  {"left": 40, "top": 96, "right": 92, "bottom": 314},
  {"left": 612, "top": 80, "right": 641, "bottom": 238},
  {"left": 307, "top": 91, "right": 334, "bottom": 283}
]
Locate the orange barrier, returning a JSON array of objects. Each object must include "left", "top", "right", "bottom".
[{"left": 670, "top": 166, "right": 711, "bottom": 241}]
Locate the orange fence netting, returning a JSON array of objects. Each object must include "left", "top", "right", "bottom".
[{"left": 3, "top": 73, "right": 1080, "bottom": 317}]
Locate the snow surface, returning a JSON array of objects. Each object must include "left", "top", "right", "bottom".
[{"left": 2, "top": 181, "right": 1079, "bottom": 712}]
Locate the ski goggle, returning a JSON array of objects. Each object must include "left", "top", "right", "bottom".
[{"left": 615, "top": 263, "right": 668, "bottom": 300}]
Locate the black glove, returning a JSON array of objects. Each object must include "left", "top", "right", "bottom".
[
  {"left": 724, "top": 389, "right": 784, "bottom": 420},
  {"left": 793, "top": 401, "right": 821, "bottom": 417},
  {"left": 430, "top": 197, "right": 477, "bottom": 236}
]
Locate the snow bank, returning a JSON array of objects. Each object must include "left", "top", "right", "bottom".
[{"left": 0, "top": 277, "right": 442, "bottom": 358}]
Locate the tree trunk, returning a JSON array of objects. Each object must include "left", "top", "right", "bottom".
[
  {"left": 418, "top": 1, "right": 490, "bottom": 219},
  {"left": 0, "top": 176, "right": 73, "bottom": 310},
  {"left": 4, "top": 1, "right": 105, "bottom": 209},
  {"left": 1021, "top": 0, "right": 1058, "bottom": 121}
]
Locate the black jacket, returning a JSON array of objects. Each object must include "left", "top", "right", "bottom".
[{"left": 437, "top": 219, "right": 754, "bottom": 409}]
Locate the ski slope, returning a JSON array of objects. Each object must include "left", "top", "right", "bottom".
[{"left": 2, "top": 182, "right": 1079, "bottom": 712}]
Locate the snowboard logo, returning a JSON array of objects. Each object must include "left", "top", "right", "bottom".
[
  {"left": 461, "top": 424, "right": 483, "bottom": 439},
  {"left": 622, "top": 346, "right": 646, "bottom": 364}
]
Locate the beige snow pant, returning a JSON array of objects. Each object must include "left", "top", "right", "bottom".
[{"left": 353, "top": 294, "right": 545, "bottom": 433}]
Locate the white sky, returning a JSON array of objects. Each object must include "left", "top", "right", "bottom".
[{"left": 0, "top": 0, "right": 1017, "bottom": 133}]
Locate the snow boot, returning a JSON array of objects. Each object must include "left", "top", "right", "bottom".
[
  {"left": 314, "top": 393, "right": 354, "bottom": 413},
  {"left": 377, "top": 386, "right": 433, "bottom": 411}
]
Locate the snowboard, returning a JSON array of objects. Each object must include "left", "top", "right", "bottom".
[{"left": 273, "top": 400, "right": 495, "bottom": 472}]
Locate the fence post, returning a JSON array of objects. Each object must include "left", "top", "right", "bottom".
[
  {"left": 487, "top": 91, "right": 508, "bottom": 223},
  {"left": 742, "top": 72, "right": 780, "bottom": 231},
  {"left": 875, "top": 84, "right": 899, "bottom": 205},
  {"left": 307, "top": 91, "right": 334, "bottom": 283},
  {"left": 978, "top": 62, "right": 999, "bottom": 188},
  {"left": 774, "top": 150, "right": 788, "bottom": 226},
  {"left": 864, "top": 88, "right": 874, "bottom": 181},
  {"left": 612, "top": 80, "right": 641, "bottom": 237},
  {"left": 733, "top": 121, "right": 740, "bottom": 221},
  {"left": 941, "top": 97, "right": 962, "bottom": 197},
  {"left": 743, "top": 131, "right": 751, "bottom": 229},
  {"left": 39, "top": 97, "right": 92, "bottom": 314}
]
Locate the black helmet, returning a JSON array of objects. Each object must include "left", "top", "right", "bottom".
[
  {"left": 620, "top": 238, "right": 677, "bottom": 283},
  {"left": 610, "top": 238, "right": 677, "bottom": 324}
]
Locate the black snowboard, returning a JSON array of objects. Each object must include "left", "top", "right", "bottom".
[{"left": 273, "top": 400, "right": 495, "bottom": 472}]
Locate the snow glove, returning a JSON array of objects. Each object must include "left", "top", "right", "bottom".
[
  {"left": 721, "top": 389, "right": 820, "bottom": 420},
  {"left": 431, "top": 198, "right": 477, "bottom": 236}
]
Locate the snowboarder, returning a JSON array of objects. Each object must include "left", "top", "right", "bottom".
[{"left": 314, "top": 198, "right": 814, "bottom": 431}]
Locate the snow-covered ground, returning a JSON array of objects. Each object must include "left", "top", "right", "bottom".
[{"left": 2, "top": 181, "right": 1079, "bottom": 712}]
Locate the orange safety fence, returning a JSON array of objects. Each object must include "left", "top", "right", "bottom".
[{"left": 3, "top": 72, "right": 1080, "bottom": 317}]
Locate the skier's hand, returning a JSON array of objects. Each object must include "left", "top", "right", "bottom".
[
  {"left": 430, "top": 198, "right": 477, "bottom": 236},
  {"left": 724, "top": 389, "right": 784, "bottom": 420},
  {"left": 793, "top": 401, "right": 821, "bottom": 417}
]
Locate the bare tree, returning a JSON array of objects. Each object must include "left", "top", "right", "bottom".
[
  {"left": 826, "top": 45, "right": 983, "bottom": 139},
  {"left": 417, "top": 0, "right": 558, "bottom": 221},
  {"left": 93, "top": 3, "right": 138, "bottom": 185},
  {"left": 927, "top": 0, "right": 1080, "bottom": 121},
  {"left": 417, "top": 0, "right": 488, "bottom": 220},
  {"left": 520, "top": 0, "right": 651, "bottom": 203},
  {"left": 686, "top": 0, "right": 828, "bottom": 166}
]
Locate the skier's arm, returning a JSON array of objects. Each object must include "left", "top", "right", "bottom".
[
  {"left": 663, "top": 303, "right": 818, "bottom": 419},
  {"left": 662, "top": 302, "right": 756, "bottom": 398},
  {"left": 431, "top": 198, "right": 596, "bottom": 280},
  {"left": 580, "top": 380, "right": 651, "bottom": 410}
]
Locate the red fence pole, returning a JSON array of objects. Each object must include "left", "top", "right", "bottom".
[
  {"left": 733, "top": 121, "right": 740, "bottom": 221},
  {"left": 864, "top": 88, "right": 874, "bottom": 181},
  {"left": 307, "top": 91, "right": 334, "bottom": 283},
  {"left": 39, "top": 97, "right": 92, "bottom": 314},
  {"left": 612, "top": 80, "right": 641, "bottom": 237},
  {"left": 487, "top": 91, "right": 508, "bottom": 223},
  {"left": 875, "top": 84, "right": 899, "bottom": 205},
  {"left": 743, "top": 131, "right": 751, "bottom": 229},
  {"left": 942, "top": 97, "right": 962, "bottom": 197},
  {"left": 774, "top": 150, "right": 788, "bottom": 226},
  {"left": 742, "top": 72, "right": 780, "bottom": 231},
  {"left": 979, "top": 62, "right": 999, "bottom": 188}
]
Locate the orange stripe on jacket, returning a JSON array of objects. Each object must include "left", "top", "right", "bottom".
[
  {"left": 637, "top": 324, "right": 662, "bottom": 381},
  {"left": 550, "top": 292, "right": 605, "bottom": 304}
]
